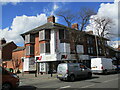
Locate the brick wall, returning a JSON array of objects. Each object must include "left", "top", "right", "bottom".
[
  {"left": 2, "top": 42, "right": 17, "bottom": 60},
  {"left": 12, "top": 49, "right": 25, "bottom": 72},
  {"left": 34, "top": 34, "right": 40, "bottom": 56}
]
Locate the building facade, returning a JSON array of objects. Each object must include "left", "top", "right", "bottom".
[
  {"left": 12, "top": 47, "right": 25, "bottom": 72},
  {"left": 0, "top": 38, "right": 17, "bottom": 69},
  {"left": 21, "top": 16, "right": 115, "bottom": 73}
]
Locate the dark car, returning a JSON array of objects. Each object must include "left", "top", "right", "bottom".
[{"left": 0, "top": 66, "right": 19, "bottom": 90}]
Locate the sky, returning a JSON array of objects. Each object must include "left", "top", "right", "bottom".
[{"left": 0, "top": 0, "right": 119, "bottom": 48}]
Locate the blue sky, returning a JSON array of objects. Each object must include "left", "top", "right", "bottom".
[
  {"left": 2, "top": 2, "right": 105, "bottom": 29},
  {"left": 1, "top": 1, "right": 119, "bottom": 47}
]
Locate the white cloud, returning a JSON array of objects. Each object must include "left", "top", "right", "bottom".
[
  {"left": 43, "top": 2, "right": 60, "bottom": 22},
  {"left": 0, "top": 0, "right": 23, "bottom": 5},
  {"left": 0, "top": 14, "right": 47, "bottom": 45},
  {"left": 86, "top": 1, "right": 119, "bottom": 40},
  {"left": 108, "top": 41, "right": 120, "bottom": 48},
  {"left": 43, "top": 2, "right": 59, "bottom": 16}
]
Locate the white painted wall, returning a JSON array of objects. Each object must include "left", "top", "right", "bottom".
[
  {"left": 23, "top": 58, "right": 29, "bottom": 71},
  {"left": 23, "top": 57, "right": 36, "bottom": 71},
  {"left": 50, "top": 29, "right": 56, "bottom": 54}
]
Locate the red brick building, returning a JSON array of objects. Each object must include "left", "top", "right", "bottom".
[
  {"left": 12, "top": 47, "right": 25, "bottom": 72},
  {"left": 21, "top": 15, "right": 115, "bottom": 73}
]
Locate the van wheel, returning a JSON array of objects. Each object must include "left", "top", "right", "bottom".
[
  {"left": 88, "top": 73, "right": 92, "bottom": 79},
  {"left": 69, "top": 75, "right": 75, "bottom": 82},
  {"left": 2, "top": 83, "right": 12, "bottom": 90}
]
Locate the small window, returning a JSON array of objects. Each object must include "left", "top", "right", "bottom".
[
  {"left": 26, "top": 45, "right": 34, "bottom": 55},
  {"left": 59, "top": 29, "right": 65, "bottom": 39},
  {"left": 39, "top": 30, "right": 45, "bottom": 41},
  {"left": 40, "top": 42, "right": 50, "bottom": 53},
  {"left": 46, "top": 42, "right": 50, "bottom": 53},
  {"left": 40, "top": 43, "right": 45, "bottom": 53},
  {"left": 87, "top": 46, "right": 94, "bottom": 54},
  {"left": 99, "top": 48, "right": 102, "bottom": 55},
  {"left": 45, "top": 29, "right": 51, "bottom": 40},
  {"left": 25, "top": 34, "right": 30, "bottom": 43}
]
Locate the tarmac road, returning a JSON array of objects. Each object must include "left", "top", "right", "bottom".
[{"left": 17, "top": 73, "right": 119, "bottom": 90}]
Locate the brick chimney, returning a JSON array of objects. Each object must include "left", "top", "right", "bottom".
[
  {"left": 71, "top": 23, "right": 79, "bottom": 30},
  {"left": 47, "top": 15, "right": 55, "bottom": 23},
  {"left": 0, "top": 38, "right": 6, "bottom": 45}
]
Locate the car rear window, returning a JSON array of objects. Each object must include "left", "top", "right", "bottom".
[{"left": 58, "top": 64, "right": 67, "bottom": 71}]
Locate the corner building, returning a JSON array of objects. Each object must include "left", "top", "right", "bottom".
[{"left": 21, "top": 15, "right": 111, "bottom": 73}]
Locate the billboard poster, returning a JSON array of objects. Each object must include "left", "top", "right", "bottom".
[{"left": 39, "top": 63, "right": 46, "bottom": 72}]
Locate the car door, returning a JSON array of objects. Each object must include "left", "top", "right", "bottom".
[{"left": 79, "top": 64, "right": 88, "bottom": 78}]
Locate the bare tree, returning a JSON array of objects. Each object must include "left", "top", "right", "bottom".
[
  {"left": 12, "top": 56, "right": 21, "bottom": 74},
  {"left": 56, "top": 9, "right": 76, "bottom": 27},
  {"left": 77, "top": 7, "right": 96, "bottom": 31},
  {"left": 69, "top": 30, "right": 85, "bottom": 62},
  {"left": 56, "top": 7, "right": 95, "bottom": 62},
  {"left": 91, "top": 16, "right": 113, "bottom": 56}
]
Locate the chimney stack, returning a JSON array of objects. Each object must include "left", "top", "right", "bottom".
[
  {"left": 47, "top": 15, "right": 55, "bottom": 23},
  {"left": 71, "top": 23, "right": 79, "bottom": 30},
  {"left": 0, "top": 38, "right": 6, "bottom": 45}
]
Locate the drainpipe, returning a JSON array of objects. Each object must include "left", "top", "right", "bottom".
[{"left": 95, "top": 35, "right": 99, "bottom": 58}]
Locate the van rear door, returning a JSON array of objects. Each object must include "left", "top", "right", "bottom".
[{"left": 57, "top": 64, "right": 67, "bottom": 77}]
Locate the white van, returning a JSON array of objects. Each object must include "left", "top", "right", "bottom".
[
  {"left": 57, "top": 63, "right": 92, "bottom": 81},
  {"left": 91, "top": 58, "right": 117, "bottom": 74}
]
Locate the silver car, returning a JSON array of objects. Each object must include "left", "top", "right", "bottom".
[{"left": 57, "top": 63, "right": 92, "bottom": 81}]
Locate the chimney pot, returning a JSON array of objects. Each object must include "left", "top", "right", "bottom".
[
  {"left": 71, "top": 23, "right": 79, "bottom": 30},
  {"left": 0, "top": 38, "right": 6, "bottom": 45},
  {"left": 47, "top": 15, "right": 55, "bottom": 23}
]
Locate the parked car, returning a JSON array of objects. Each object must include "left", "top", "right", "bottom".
[
  {"left": 57, "top": 63, "right": 92, "bottom": 81},
  {"left": 91, "top": 58, "right": 117, "bottom": 74},
  {"left": 0, "top": 66, "right": 19, "bottom": 90}
]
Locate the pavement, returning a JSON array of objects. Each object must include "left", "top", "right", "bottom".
[{"left": 17, "top": 73, "right": 57, "bottom": 80}]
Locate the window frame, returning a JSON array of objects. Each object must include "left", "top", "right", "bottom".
[{"left": 25, "top": 45, "right": 34, "bottom": 56}]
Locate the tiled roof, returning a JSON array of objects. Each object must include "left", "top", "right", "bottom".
[
  {"left": 20, "top": 22, "right": 109, "bottom": 41},
  {"left": 0, "top": 41, "right": 14, "bottom": 47},
  {"left": 13, "top": 47, "right": 25, "bottom": 52},
  {"left": 21, "top": 22, "right": 72, "bottom": 36}
]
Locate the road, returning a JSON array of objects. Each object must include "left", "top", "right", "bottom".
[{"left": 17, "top": 73, "right": 119, "bottom": 90}]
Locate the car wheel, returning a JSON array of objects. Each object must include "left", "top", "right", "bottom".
[
  {"left": 59, "top": 78, "right": 63, "bottom": 81},
  {"left": 2, "top": 83, "right": 12, "bottom": 90},
  {"left": 70, "top": 75, "right": 75, "bottom": 82},
  {"left": 103, "top": 70, "right": 108, "bottom": 75},
  {"left": 88, "top": 73, "right": 92, "bottom": 79}
]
